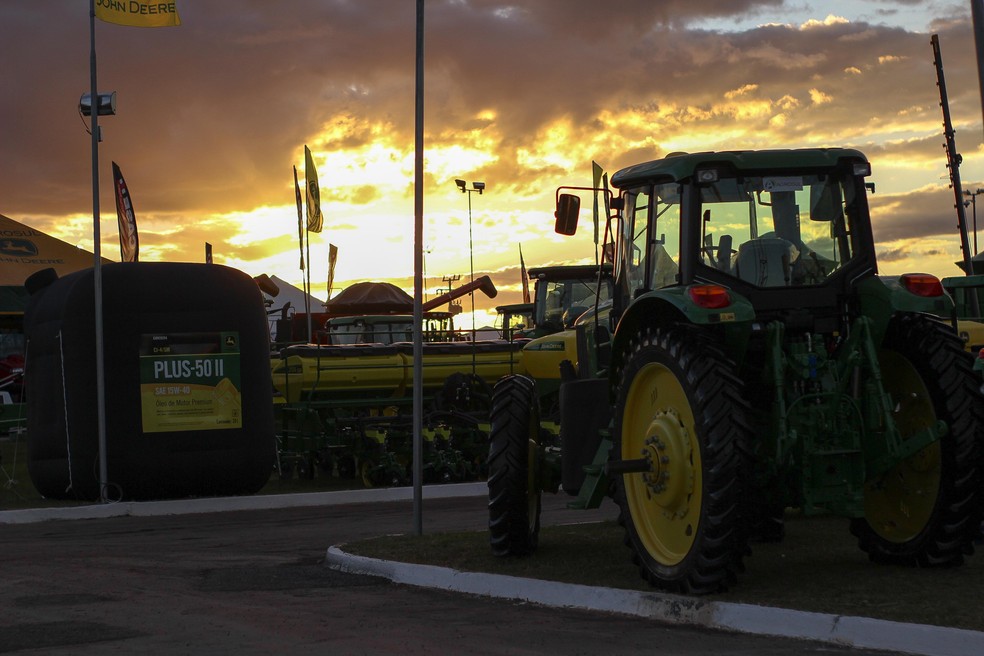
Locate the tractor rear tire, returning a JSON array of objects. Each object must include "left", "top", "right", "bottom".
[
  {"left": 613, "top": 324, "right": 752, "bottom": 594},
  {"left": 488, "top": 374, "right": 542, "bottom": 556},
  {"left": 851, "top": 313, "right": 983, "bottom": 565}
]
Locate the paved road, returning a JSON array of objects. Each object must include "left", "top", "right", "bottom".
[{"left": 1, "top": 493, "right": 899, "bottom": 655}]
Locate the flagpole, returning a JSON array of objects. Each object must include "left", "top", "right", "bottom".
[
  {"left": 89, "top": 0, "right": 110, "bottom": 503},
  {"left": 305, "top": 227, "right": 312, "bottom": 342},
  {"left": 412, "top": 0, "right": 425, "bottom": 536}
]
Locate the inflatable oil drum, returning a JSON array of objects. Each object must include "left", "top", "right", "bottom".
[{"left": 24, "top": 262, "right": 275, "bottom": 500}]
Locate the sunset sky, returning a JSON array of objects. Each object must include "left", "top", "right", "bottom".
[{"left": 3, "top": 1, "right": 984, "bottom": 328}]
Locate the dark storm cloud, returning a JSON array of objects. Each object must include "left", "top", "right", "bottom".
[
  {"left": 1, "top": 0, "right": 979, "bottom": 229},
  {"left": 869, "top": 184, "right": 971, "bottom": 241},
  {"left": 877, "top": 246, "right": 910, "bottom": 262}
]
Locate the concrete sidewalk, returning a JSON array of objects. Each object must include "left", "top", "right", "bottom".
[{"left": 0, "top": 481, "right": 488, "bottom": 524}]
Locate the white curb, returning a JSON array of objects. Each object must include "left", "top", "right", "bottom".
[{"left": 325, "top": 546, "right": 984, "bottom": 656}]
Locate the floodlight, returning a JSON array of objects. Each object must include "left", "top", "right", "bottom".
[{"left": 79, "top": 92, "right": 117, "bottom": 117}]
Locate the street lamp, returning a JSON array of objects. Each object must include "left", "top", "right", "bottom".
[
  {"left": 964, "top": 188, "right": 984, "bottom": 255},
  {"left": 80, "top": 83, "right": 119, "bottom": 505},
  {"left": 455, "top": 179, "right": 484, "bottom": 341},
  {"left": 79, "top": 92, "right": 117, "bottom": 116}
]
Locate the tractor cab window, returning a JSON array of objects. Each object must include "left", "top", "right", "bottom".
[
  {"left": 698, "top": 172, "right": 857, "bottom": 287},
  {"left": 327, "top": 318, "right": 413, "bottom": 345},
  {"left": 495, "top": 310, "right": 531, "bottom": 340},
  {"left": 423, "top": 315, "right": 460, "bottom": 342},
  {"left": 538, "top": 276, "right": 613, "bottom": 329},
  {"left": 374, "top": 320, "right": 413, "bottom": 344},
  {"left": 621, "top": 183, "right": 681, "bottom": 295},
  {"left": 327, "top": 319, "right": 363, "bottom": 344}
]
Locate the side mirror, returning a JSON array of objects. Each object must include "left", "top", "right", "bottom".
[{"left": 555, "top": 193, "right": 580, "bottom": 235}]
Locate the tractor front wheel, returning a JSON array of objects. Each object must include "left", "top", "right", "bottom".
[
  {"left": 851, "top": 313, "right": 983, "bottom": 565},
  {"left": 487, "top": 374, "right": 542, "bottom": 556},
  {"left": 613, "top": 324, "right": 752, "bottom": 594}
]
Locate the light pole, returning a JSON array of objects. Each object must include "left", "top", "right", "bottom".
[
  {"left": 455, "top": 179, "right": 485, "bottom": 340},
  {"left": 83, "top": 3, "right": 118, "bottom": 502},
  {"left": 964, "top": 188, "right": 984, "bottom": 256}
]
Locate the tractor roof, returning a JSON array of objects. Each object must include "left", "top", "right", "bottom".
[
  {"left": 495, "top": 302, "right": 535, "bottom": 314},
  {"left": 610, "top": 148, "right": 868, "bottom": 188},
  {"left": 527, "top": 262, "right": 613, "bottom": 280}
]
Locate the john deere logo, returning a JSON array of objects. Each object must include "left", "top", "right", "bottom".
[{"left": 0, "top": 239, "right": 39, "bottom": 257}]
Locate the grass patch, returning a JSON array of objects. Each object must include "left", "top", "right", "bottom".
[{"left": 345, "top": 513, "right": 984, "bottom": 633}]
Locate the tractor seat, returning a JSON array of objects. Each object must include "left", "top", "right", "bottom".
[{"left": 735, "top": 238, "right": 794, "bottom": 287}]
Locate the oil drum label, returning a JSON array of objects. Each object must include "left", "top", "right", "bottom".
[{"left": 138, "top": 331, "right": 242, "bottom": 433}]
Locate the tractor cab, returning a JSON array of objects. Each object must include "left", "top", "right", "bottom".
[
  {"left": 494, "top": 302, "right": 535, "bottom": 341},
  {"left": 582, "top": 151, "right": 880, "bottom": 331},
  {"left": 526, "top": 263, "right": 613, "bottom": 337}
]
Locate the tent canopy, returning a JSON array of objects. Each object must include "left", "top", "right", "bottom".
[
  {"left": 0, "top": 213, "right": 103, "bottom": 286},
  {"left": 0, "top": 213, "right": 106, "bottom": 314},
  {"left": 264, "top": 275, "right": 325, "bottom": 315},
  {"left": 324, "top": 281, "right": 413, "bottom": 316}
]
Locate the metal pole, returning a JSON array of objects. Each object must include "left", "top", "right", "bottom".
[
  {"left": 970, "top": 193, "right": 977, "bottom": 255},
  {"left": 412, "top": 0, "right": 424, "bottom": 536},
  {"left": 89, "top": 0, "right": 110, "bottom": 503},
  {"left": 305, "top": 227, "right": 312, "bottom": 342},
  {"left": 467, "top": 189, "right": 474, "bottom": 341},
  {"left": 932, "top": 35, "right": 977, "bottom": 297}
]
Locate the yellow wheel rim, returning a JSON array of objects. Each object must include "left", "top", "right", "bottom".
[
  {"left": 621, "top": 361, "right": 701, "bottom": 565},
  {"left": 864, "top": 350, "right": 941, "bottom": 543}
]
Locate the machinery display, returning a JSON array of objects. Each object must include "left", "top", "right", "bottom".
[
  {"left": 271, "top": 275, "right": 522, "bottom": 486},
  {"left": 519, "top": 264, "right": 613, "bottom": 339},
  {"left": 942, "top": 271, "right": 984, "bottom": 386},
  {"left": 496, "top": 263, "right": 613, "bottom": 430},
  {"left": 487, "top": 149, "right": 984, "bottom": 594},
  {"left": 942, "top": 271, "right": 984, "bottom": 351}
]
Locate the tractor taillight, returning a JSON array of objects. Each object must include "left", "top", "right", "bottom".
[
  {"left": 688, "top": 284, "right": 731, "bottom": 309},
  {"left": 900, "top": 273, "right": 944, "bottom": 297},
  {"left": 977, "top": 347, "right": 984, "bottom": 360}
]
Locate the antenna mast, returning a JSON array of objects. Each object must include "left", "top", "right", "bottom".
[{"left": 932, "top": 34, "right": 976, "bottom": 282}]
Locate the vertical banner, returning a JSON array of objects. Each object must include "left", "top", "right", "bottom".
[
  {"left": 293, "top": 165, "right": 305, "bottom": 270},
  {"left": 326, "top": 243, "right": 338, "bottom": 300},
  {"left": 304, "top": 145, "right": 323, "bottom": 233},
  {"left": 112, "top": 161, "right": 139, "bottom": 262},
  {"left": 519, "top": 243, "right": 530, "bottom": 303},
  {"left": 602, "top": 172, "right": 611, "bottom": 260},
  {"left": 591, "top": 161, "right": 604, "bottom": 248},
  {"left": 205, "top": 242, "right": 213, "bottom": 264}
]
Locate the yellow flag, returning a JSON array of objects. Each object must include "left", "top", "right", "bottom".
[
  {"left": 95, "top": 1, "right": 181, "bottom": 28},
  {"left": 327, "top": 244, "right": 338, "bottom": 298},
  {"left": 519, "top": 244, "right": 530, "bottom": 303},
  {"left": 305, "top": 145, "right": 323, "bottom": 233},
  {"left": 592, "top": 161, "right": 603, "bottom": 246}
]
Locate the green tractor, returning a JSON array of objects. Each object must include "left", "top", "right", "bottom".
[
  {"left": 493, "top": 264, "right": 614, "bottom": 440},
  {"left": 495, "top": 263, "right": 613, "bottom": 341},
  {"left": 487, "top": 148, "right": 984, "bottom": 594}
]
